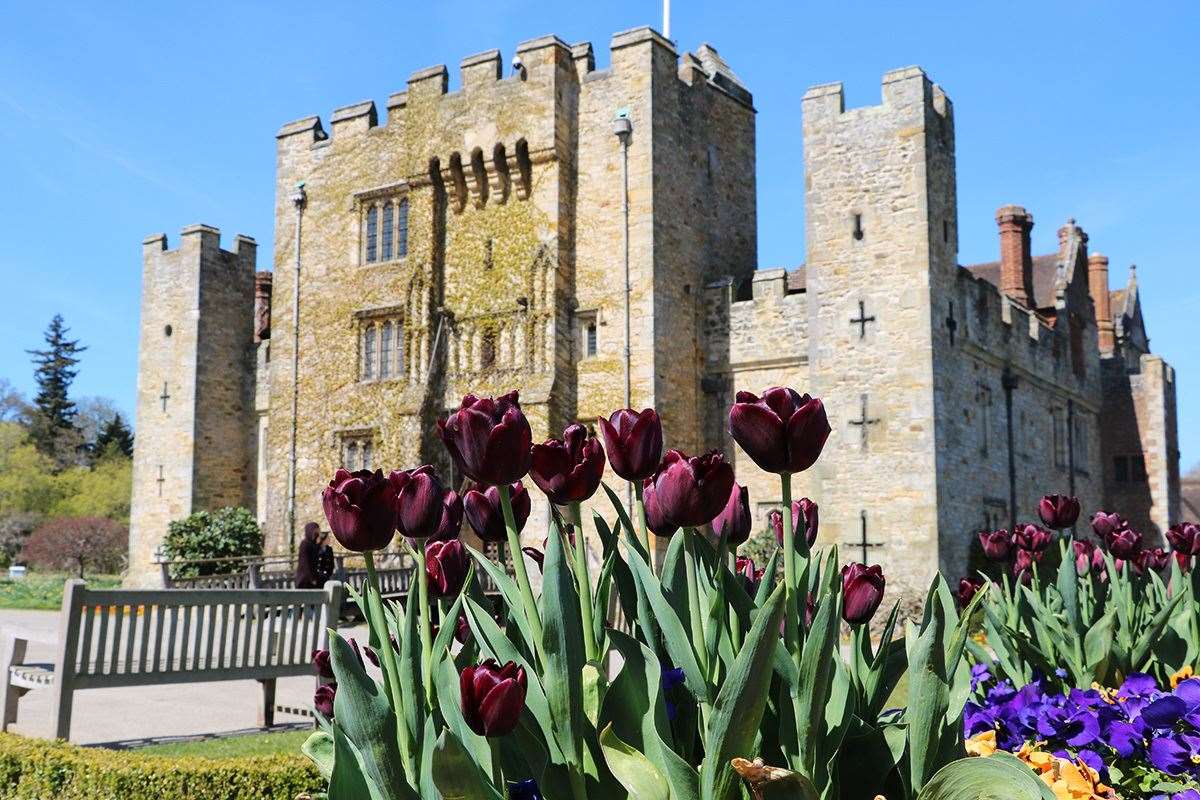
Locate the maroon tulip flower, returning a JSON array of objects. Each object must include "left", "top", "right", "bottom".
[
  {"left": 804, "top": 593, "right": 817, "bottom": 631},
  {"left": 1012, "top": 547, "right": 1044, "bottom": 582},
  {"left": 841, "top": 563, "right": 885, "bottom": 625},
  {"left": 391, "top": 465, "right": 448, "bottom": 541},
  {"left": 641, "top": 477, "right": 679, "bottom": 538},
  {"left": 770, "top": 498, "right": 819, "bottom": 549},
  {"left": 455, "top": 615, "right": 472, "bottom": 645},
  {"left": 321, "top": 468, "right": 399, "bottom": 552},
  {"left": 314, "top": 683, "right": 337, "bottom": 719},
  {"left": 1166, "top": 522, "right": 1200, "bottom": 556},
  {"left": 957, "top": 577, "right": 984, "bottom": 608},
  {"left": 598, "top": 408, "right": 663, "bottom": 482},
  {"left": 312, "top": 648, "right": 334, "bottom": 680},
  {"left": 728, "top": 387, "right": 831, "bottom": 474},
  {"left": 1103, "top": 525, "right": 1143, "bottom": 559},
  {"left": 530, "top": 424, "right": 606, "bottom": 505},
  {"left": 1073, "top": 540, "right": 1104, "bottom": 576},
  {"left": 735, "top": 555, "right": 765, "bottom": 595},
  {"left": 978, "top": 530, "right": 1012, "bottom": 562},
  {"left": 430, "top": 490, "right": 463, "bottom": 542},
  {"left": 713, "top": 483, "right": 752, "bottom": 546},
  {"left": 460, "top": 659, "right": 527, "bottom": 737},
  {"left": 646, "top": 449, "right": 735, "bottom": 529},
  {"left": 522, "top": 546, "right": 545, "bottom": 573},
  {"left": 1091, "top": 511, "right": 1127, "bottom": 540},
  {"left": 438, "top": 391, "right": 532, "bottom": 486},
  {"left": 1011, "top": 523, "right": 1052, "bottom": 553},
  {"left": 426, "top": 538, "right": 470, "bottom": 598},
  {"left": 464, "top": 481, "right": 530, "bottom": 544},
  {"left": 1136, "top": 547, "right": 1170, "bottom": 573},
  {"left": 1037, "top": 494, "right": 1080, "bottom": 530},
  {"left": 1175, "top": 551, "right": 1193, "bottom": 572}
]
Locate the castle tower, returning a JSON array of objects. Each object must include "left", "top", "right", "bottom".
[
  {"left": 801, "top": 68, "right": 957, "bottom": 595},
  {"left": 127, "top": 225, "right": 259, "bottom": 586}
]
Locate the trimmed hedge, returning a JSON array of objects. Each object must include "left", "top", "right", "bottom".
[{"left": 0, "top": 733, "right": 321, "bottom": 800}]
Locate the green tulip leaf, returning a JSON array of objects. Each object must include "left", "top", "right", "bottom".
[
  {"left": 329, "top": 720, "right": 393, "bottom": 800},
  {"left": 541, "top": 517, "right": 587, "bottom": 767},
  {"left": 301, "top": 730, "right": 335, "bottom": 782},
  {"left": 600, "top": 725, "right": 671, "bottom": 800},
  {"left": 431, "top": 727, "right": 505, "bottom": 800},
  {"left": 916, "top": 755, "right": 1055, "bottom": 800}
]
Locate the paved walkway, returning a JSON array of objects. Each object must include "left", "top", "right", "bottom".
[{"left": 0, "top": 608, "right": 366, "bottom": 746}]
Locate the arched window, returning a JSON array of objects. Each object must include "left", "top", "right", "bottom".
[
  {"left": 380, "top": 321, "right": 393, "bottom": 378},
  {"left": 363, "top": 324, "right": 376, "bottom": 379},
  {"left": 365, "top": 206, "right": 378, "bottom": 263},
  {"left": 397, "top": 198, "right": 409, "bottom": 257},
  {"left": 381, "top": 201, "right": 393, "bottom": 260}
]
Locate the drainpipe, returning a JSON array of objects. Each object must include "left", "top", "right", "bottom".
[
  {"left": 1002, "top": 367, "right": 1018, "bottom": 532},
  {"left": 613, "top": 112, "right": 633, "bottom": 507},
  {"left": 1067, "top": 398, "right": 1076, "bottom": 498},
  {"left": 287, "top": 182, "right": 306, "bottom": 558}
]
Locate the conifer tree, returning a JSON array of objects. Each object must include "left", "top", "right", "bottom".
[
  {"left": 26, "top": 314, "right": 86, "bottom": 465},
  {"left": 93, "top": 412, "right": 134, "bottom": 458}
]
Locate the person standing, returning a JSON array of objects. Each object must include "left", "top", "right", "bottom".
[{"left": 296, "top": 522, "right": 334, "bottom": 588}]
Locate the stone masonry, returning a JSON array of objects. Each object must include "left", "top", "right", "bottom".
[{"left": 129, "top": 29, "right": 1181, "bottom": 596}]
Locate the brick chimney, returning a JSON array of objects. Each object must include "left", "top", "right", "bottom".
[
  {"left": 1088, "top": 252, "right": 1115, "bottom": 354},
  {"left": 995, "top": 205, "right": 1034, "bottom": 306}
]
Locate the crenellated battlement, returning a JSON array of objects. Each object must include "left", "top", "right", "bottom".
[
  {"left": 142, "top": 224, "right": 256, "bottom": 266},
  {"left": 802, "top": 65, "right": 952, "bottom": 127}
]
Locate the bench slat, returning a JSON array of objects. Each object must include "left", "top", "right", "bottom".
[{"left": 94, "top": 604, "right": 110, "bottom": 677}]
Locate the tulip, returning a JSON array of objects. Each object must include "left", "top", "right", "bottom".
[
  {"left": 321, "top": 468, "right": 398, "bottom": 552},
  {"left": 803, "top": 592, "right": 817, "bottom": 630},
  {"left": 391, "top": 465, "right": 448, "bottom": 541},
  {"left": 312, "top": 648, "right": 334, "bottom": 680},
  {"left": 1137, "top": 547, "right": 1170, "bottom": 573},
  {"left": 530, "top": 423, "right": 606, "bottom": 504},
  {"left": 426, "top": 538, "right": 469, "bottom": 597},
  {"left": 770, "top": 498, "right": 819, "bottom": 549},
  {"left": 1012, "top": 547, "right": 1043, "bottom": 583},
  {"left": 1011, "top": 523, "right": 1052, "bottom": 552},
  {"left": 1166, "top": 522, "right": 1200, "bottom": 556},
  {"left": 1103, "top": 525, "right": 1143, "bottom": 559},
  {"left": 646, "top": 449, "right": 735, "bottom": 529},
  {"left": 641, "top": 477, "right": 679, "bottom": 538},
  {"left": 598, "top": 408, "right": 663, "bottom": 482},
  {"left": 1073, "top": 540, "right": 1104, "bottom": 576},
  {"left": 521, "top": 546, "right": 545, "bottom": 572},
  {"left": 841, "top": 562, "right": 885, "bottom": 625},
  {"left": 661, "top": 666, "right": 687, "bottom": 721},
  {"left": 460, "top": 659, "right": 527, "bottom": 737},
  {"left": 454, "top": 614, "right": 472, "bottom": 645},
  {"left": 1175, "top": 551, "right": 1193, "bottom": 572},
  {"left": 728, "top": 387, "right": 831, "bottom": 474},
  {"left": 1037, "top": 494, "right": 1080, "bottom": 530},
  {"left": 957, "top": 577, "right": 984, "bottom": 608},
  {"left": 314, "top": 683, "right": 336, "bottom": 719},
  {"left": 438, "top": 391, "right": 532, "bottom": 486},
  {"left": 1091, "top": 511, "right": 1127, "bottom": 540},
  {"left": 430, "top": 490, "right": 463, "bottom": 542},
  {"left": 978, "top": 530, "right": 1012, "bottom": 562},
  {"left": 713, "top": 483, "right": 752, "bottom": 546},
  {"left": 464, "top": 481, "right": 529, "bottom": 543},
  {"left": 735, "top": 555, "right": 765, "bottom": 595}
]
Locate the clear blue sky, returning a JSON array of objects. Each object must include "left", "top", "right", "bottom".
[{"left": 0, "top": 1, "right": 1196, "bottom": 471}]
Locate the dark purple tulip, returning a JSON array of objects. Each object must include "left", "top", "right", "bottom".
[
  {"left": 426, "top": 538, "right": 470, "bottom": 597},
  {"left": 1176, "top": 551, "right": 1194, "bottom": 572},
  {"left": 455, "top": 614, "right": 472, "bottom": 645},
  {"left": 735, "top": 555, "right": 765, "bottom": 595},
  {"left": 1136, "top": 547, "right": 1170, "bottom": 573},
  {"left": 1011, "top": 523, "right": 1052, "bottom": 552},
  {"left": 1166, "top": 522, "right": 1200, "bottom": 556},
  {"left": 841, "top": 562, "right": 885, "bottom": 625},
  {"left": 430, "top": 490, "right": 463, "bottom": 542},
  {"left": 1104, "top": 525, "right": 1143, "bottom": 559},
  {"left": 770, "top": 498, "right": 819, "bottom": 549},
  {"left": 530, "top": 423, "right": 605, "bottom": 504},
  {"left": 464, "top": 481, "right": 530, "bottom": 543},
  {"left": 646, "top": 449, "right": 734, "bottom": 529},
  {"left": 803, "top": 593, "right": 816, "bottom": 631},
  {"left": 713, "top": 483, "right": 752, "bottom": 546},
  {"left": 1012, "top": 548, "right": 1043, "bottom": 583},
  {"left": 1090, "top": 511, "right": 1127, "bottom": 540},
  {"left": 728, "top": 387, "right": 831, "bottom": 474},
  {"left": 522, "top": 546, "right": 545, "bottom": 573},
  {"left": 312, "top": 648, "right": 334, "bottom": 680},
  {"left": 598, "top": 408, "right": 663, "bottom": 482},
  {"left": 314, "top": 682, "right": 337, "bottom": 718},
  {"left": 321, "top": 468, "right": 399, "bottom": 552},
  {"left": 641, "top": 478, "right": 678, "bottom": 538},
  {"left": 957, "top": 577, "right": 984, "bottom": 608},
  {"left": 1073, "top": 540, "right": 1104, "bottom": 576},
  {"left": 438, "top": 391, "right": 532, "bottom": 486},
  {"left": 391, "top": 465, "right": 448, "bottom": 541},
  {"left": 978, "top": 530, "right": 1012, "bottom": 562},
  {"left": 1037, "top": 494, "right": 1080, "bottom": 530},
  {"left": 460, "top": 659, "right": 527, "bottom": 737}
]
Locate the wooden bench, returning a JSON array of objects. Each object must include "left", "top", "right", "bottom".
[{"left": 1, "top": 579, "right": 342, "bottom": 741}]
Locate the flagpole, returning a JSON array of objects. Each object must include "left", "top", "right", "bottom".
[{"left": 663, "top": 0, "right": 671, "bottom": 38}]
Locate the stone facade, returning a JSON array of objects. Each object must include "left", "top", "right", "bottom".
[{"left": 128, "top": 30, "right": 1182, "bottom": 594}]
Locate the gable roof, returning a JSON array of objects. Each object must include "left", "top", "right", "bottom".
[{"left": 963, "top": 254, "right": 1061, "bottom": 309}]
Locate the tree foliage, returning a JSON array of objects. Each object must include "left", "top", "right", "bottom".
[
  {"left": 19, "top": 516, "right": 128, "bottom": 578},
  {"left": 25, "top": 315, "right": 86, "bottom": 467},
  {"left": 93, "top": 412, "right": 134, "bottom": 458},
  {"left": 162, "top": 507, "right": 263, "bottom": 578}
]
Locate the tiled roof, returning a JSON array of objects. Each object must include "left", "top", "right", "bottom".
[{"left": 963, "top": 254, "right": 1061, "bottom": 309}]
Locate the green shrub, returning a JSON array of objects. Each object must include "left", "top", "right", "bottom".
[
  {"left": 163, "top": 507, "right": 262, "bottom": 578},
  {"left": 0, "top": 732, "right": 321, "bottom": 800}
]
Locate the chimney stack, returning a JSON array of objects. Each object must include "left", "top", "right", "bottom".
[
  {"left": 1088, "top": 252, "right": 1115, "bottom": 354},
  {"left": 995, "top": 205, "right": 1034, "bottom": 306}
]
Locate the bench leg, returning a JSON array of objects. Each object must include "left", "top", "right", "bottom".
[
  {"left": 50, "top": 681, "right": 73, "bottom": 741},
  {"left": 1, "top": 676, "right": 26, "bottom": 731},
  {"left": 257, "top": 678, "right": 276, "bottom": 727}
]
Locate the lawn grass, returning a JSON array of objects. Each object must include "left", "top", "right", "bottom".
[
  {"left": 133, "top": 728, "right": 313, "bottom": 759},
  {"left": 0, "top": 571, "right": 122, "bottom": 609}
]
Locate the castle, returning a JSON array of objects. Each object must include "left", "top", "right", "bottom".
[{"left": 127, "top": 27, "right": 1182, "bottom": 596}]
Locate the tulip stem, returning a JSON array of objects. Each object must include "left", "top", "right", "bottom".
[
  {"left": 499, "top": 483, "right": 544, "bottom": 656},
  {"left": 570, "top": 502, "right": 599, "bottom": 662},
  {"left": 780, "top": 474, "right": 802, "bottom": 666},
  {"left": 415, "top": 538, "right": 434, "bottom": 707},
  {"left": 683, "top": 529, "right": 710, "bottom": 680},
  {"left": 364, "top": 551, "right": 416, "bottom": 779},
  {"left": 633, "top": 480, "right": 652, "bottom": 568}
]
